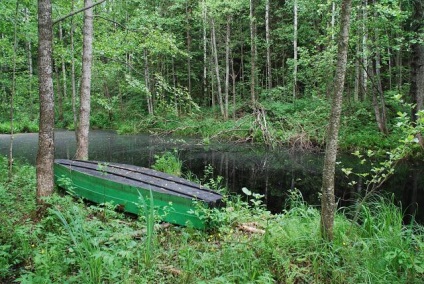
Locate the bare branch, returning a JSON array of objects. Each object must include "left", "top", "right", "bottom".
[{"left": 53, "top": 0, "right": 107, "bottom": 26}]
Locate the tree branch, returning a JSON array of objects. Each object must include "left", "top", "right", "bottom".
[{"left": 53, "top": 0, "right": 108, "bottom": 26}]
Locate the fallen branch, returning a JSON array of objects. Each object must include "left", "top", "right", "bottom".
[{"left": 237, "top": 222, "right": 265, "bottom": 234}]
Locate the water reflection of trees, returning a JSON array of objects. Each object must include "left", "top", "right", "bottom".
[{"left": 1, "top": 131, "right": 422, "bottom": 222}]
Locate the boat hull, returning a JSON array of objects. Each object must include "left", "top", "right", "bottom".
[{"left": 54, "top": 159, "right": 222, "bottom": 229}]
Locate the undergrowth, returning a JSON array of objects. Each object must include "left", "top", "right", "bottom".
[
  {"left": 0, "top": 119, "right": 38, "bottom": 134},
  {"left": 116, "top": 97, "right": 409, "bottom": 152},
  {"left": 1, "top": 157, "right": 423, "bottom": 283}
]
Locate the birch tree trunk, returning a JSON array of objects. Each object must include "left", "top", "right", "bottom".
[
  {"left": 265, "top": 0, "right": 272, "bottom": 89},
  {"left": 224, "top": 15, "right": 231, "bottom": 120},
  {"left": 9, "top": 1, "right": 19, "bottom": 180},
  {"left": 354, "top": 32, "right": 360, "bottom": 102},
  {"left": 250, "top": 0, "right": 256, "bottom": 104},
  {"left": 211, "top": 18, "right": 224, "bottom": 116},
  {"left": 202, "top": 0, "right": 208, "bottom": 102},
  {"left": 186, "top": 1, "right": 192, "bottom": 95},
  {"left": 76, "top": 0, "right": 94, "bottom": 160},
  {"left": 361, "top": 0, "right": 368, "bottom": 100},
  {"left": 321, "top": 0, "right": 352, "bottom": 241},
  {"left": 36, "top": 0, "right": 55, "bottom": 204},
  {"left": 293, "top": 0, "right": 298, "bottom": 100},
  {"left": 70, "top": 0, "right": 77, "bottom": 130}
]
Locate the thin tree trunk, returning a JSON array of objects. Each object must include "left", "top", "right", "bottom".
[
  {"left": 331, "top": 1, "right": 336, "bottom": 41},
  {"left": 9, "top": 1, "right": 19, "bottom": 181},
  {"left": 374, "top": 52, "right": 388, "bottom": 134},
  {"left": 372, "top": 1, "right": 388, "bottom": 134},
  {"left": 265, "top": 0, "right": 272, "bottom": 89},
  {"left": 186, "top": 1, "right": 192, "bottom": 95},
  {"left": 59, "top": 22, "right": 67, "bottom": 99},
  {"left": 210, "top": 49, "right": 215, "bottom": 108},
  {"left": 71, "top": 0, "right": 77, "bottom": 129},
  {"left": 293, "top": 0, "right": 298, "bottom": 100},
  {"left": 250, "top": 0, "right": 256, "bottom": 104},
  {"left": 55, "top": 63, "right": 64, "bottom": 122},
  {"left": 224, "top": 15, "right": 231, "bottom": 120},
  {"left": 388, "top": 44, "right": 392, "bottom": 90},
  {"left": 211, "top": 18, "right": 224, "bottom": 116},
  {"left": 75, "top": 0, "right": 94, "bottom": 160},
  {"left": 202, "top": 0, "right": 208, "bottom": 102},
  {"left": 354, "top": 33, "right": 360, "bottom": 102},
  {"left": 144, "top": 49, "right": 153, "bottom": 115},
  {"left": 25, "top": 8, "right": 35, "bottom": 120},
  {"left": 37, "top": 0, "right": 55, "bottom": 204},
  {"left": 396, "top": 46, "right": 402, "bottom": 91},
  {"left": 361, "top": 0, "right": 368, "bottom": 100},
  {"left": 231, "top": 50, "right": 237, "bottom": 120},
  {"left": 321, "top": 0, "right": 352, "bottom": 241}
]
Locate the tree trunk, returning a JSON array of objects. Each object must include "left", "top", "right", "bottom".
[
  {"left": 144, "top": 49, "right": 153, "bottom": 115},
  {"left": 9, "top": 1, "right": 19, "bottom": 181},
  {"left": 361, "top": 0, "right": 368, "bottom": 100},
  {"left": 373, "top": 54, "right": 388, "bottom": 134},
  {"left": 76, "top": 0, "right": 94, "bottom": 160},
  {"left": 265, "top": 0, "right": 272, "bottom": 89},
  {"left": 321, "top": 0, "right": 352, "bottom": 241},
  {"left": 410, "top": 0, "right": 424, "bottom": 146},
  {"left": 293, "top": 0, "right": 298, "bottom": 100},
  {"left": 354, "top": 33, "right": 360, "bottom": 102},
  {"left": 331, "top": 1, "right": 336, "bottom": 41},
  {"left": 202, "top": 0, "right": 208, "bottom": 103},
  {"left": 71, "top": 0, "right": 77, "bottom": 130},
  {"left": 372, "top": 0, "right": 388, "bottom": 134},
  {"left": 211, "top": 18, "right": 224, "bottom": 116},
  {"left": 224, "top": 15, "right": 231, "bottom": 120},
  {"left": 36, "top": 0, "right": 55, "bottom": 204},
  {"left": 55, "top": 63, "right": 64, "bottom": 122},
  {"left": 25, "top": 8, "right": 35, "bottom": 120},
  {"left": 186, "top": 1, "right": 192, "bottom": 95},
  {"left": 250, "top": 0, "right": 256, "bottom": 104},
  {"left": 231, "top": 50, "right": 237, "bottom": 120},
  {"left": 59, "top": 22, "right": 67, "bottom": 99}
]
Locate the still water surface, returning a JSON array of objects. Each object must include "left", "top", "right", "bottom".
[{"left": 1, "top": 130, "right": 422, "bottom": 222}]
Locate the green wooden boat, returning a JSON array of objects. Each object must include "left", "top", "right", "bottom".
[{"left": 54, "top": 159, "right": 222, "bottom": 229}]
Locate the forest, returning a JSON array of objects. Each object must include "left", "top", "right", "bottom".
[
  {"left": 0, "top": 0, "right": 422, "bottom": 149},
  {"left": 1, "top": 0, "right": 424, "bottom": 283}
]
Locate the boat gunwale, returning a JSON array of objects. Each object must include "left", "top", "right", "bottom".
[{"left": 54, "top": 159, "right": 222, "bottom": 204}]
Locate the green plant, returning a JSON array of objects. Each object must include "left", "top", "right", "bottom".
[
  {"left": 152, "top": 150, "right": 182, "bottom": 176},
  {"left": 137, "top": 190, "right": 157, "bottom": 266}
]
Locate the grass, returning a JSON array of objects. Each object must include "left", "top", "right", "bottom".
[{"left": 1, "top": 157, "right": 423, "bottom": 283}]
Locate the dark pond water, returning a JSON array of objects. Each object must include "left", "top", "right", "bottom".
[{"left": 1, "top": 130, "right": 423, "bottom": 222}]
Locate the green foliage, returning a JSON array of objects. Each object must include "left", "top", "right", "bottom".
[
  {"left": 0, "top": 119, "right": 38, "bottom": 134},
  {"left": 263, "top": 97, "right": 330, "bottom": 148},
  {"left": 152, "top": 150, "right": 182, "bottom": 177}
]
